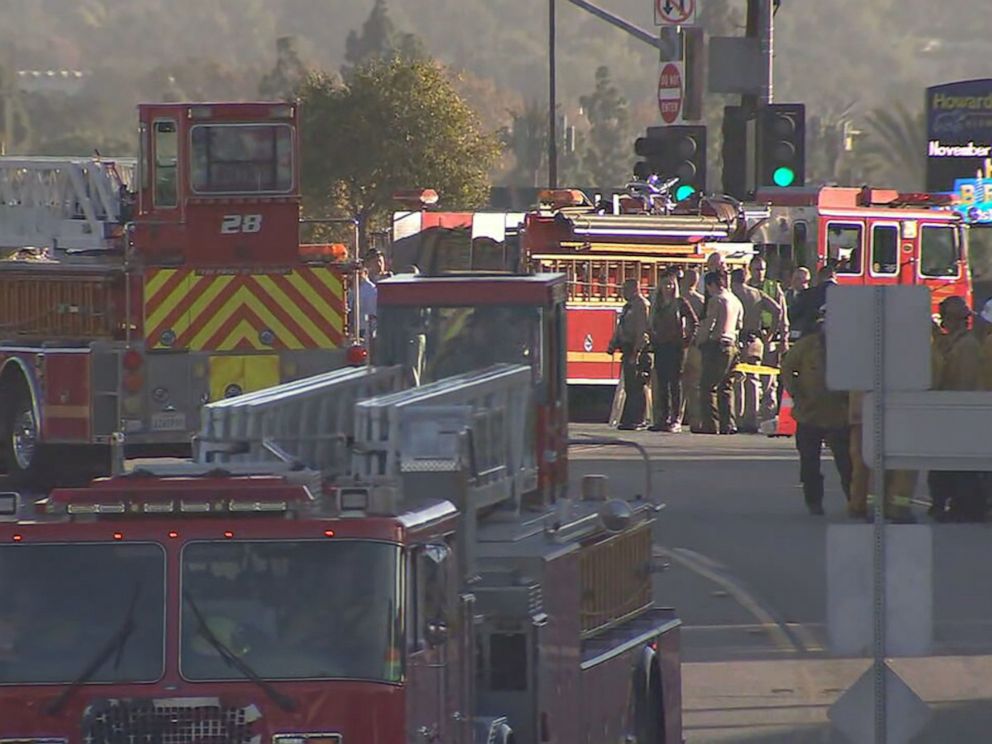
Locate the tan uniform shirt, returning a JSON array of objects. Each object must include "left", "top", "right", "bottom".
[
  {"left": 732, "top": 283, "right": 782, "bottom": 335},
  {"left": 749, "top": 278, "right": 789, "bottom": 337},
  {"left": 699, "top": 289, "right": 743, "bottom": 345},
  {"left": 610, "top": 294, "right": 650, "bottom": 354}
]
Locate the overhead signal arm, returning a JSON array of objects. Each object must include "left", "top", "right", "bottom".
[{"left": 564, "top": 0, "right": 663, "bottom": 50}]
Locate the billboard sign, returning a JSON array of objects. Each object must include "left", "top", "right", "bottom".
[
  {"left": 951, "top": 176, "right": 992, "bottom": 224},
  {"left": 926, "top": 79, "right": 992, "bottom": 194}
]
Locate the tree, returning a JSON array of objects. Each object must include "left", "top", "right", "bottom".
[
  {"left": 298, "top": 57, "right": 501, "bottom": 251},
  {"left": 500, "top": 100, "right": 548, "bottom": 188},
  {"left": 579, "top": 66, "right": 630, "bottom": 189},
  {"left": 259, "top": 36, "right": 308, "bottom": 100},
  {"left": 342, "top": 0, "right": 425, "bottom": 78},
  {"left": 859, "top": 103, "right": 927, "bottom": 191}
]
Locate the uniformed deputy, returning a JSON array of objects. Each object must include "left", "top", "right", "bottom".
[
  {"left": 730, "top": 268, "right": 782, "bottom": 433},
  {"left": 608, "top": 278, "right": 651, "bottom": 431},
  {"left": 780, "top": 309, "right": 852, "bottom": 515},
  {"left": 696, "top": 271, "right": 743, "bottom": 434},
  {"left": 747, "top": 256, "right": 789, "bottom": 421},
  {"left": 680, "top": 268, "right": 706, "bottom": 431}
]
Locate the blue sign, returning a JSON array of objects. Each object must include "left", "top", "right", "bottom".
[{"left": 951, "top": 177, "right": 992, "bottom": 224}]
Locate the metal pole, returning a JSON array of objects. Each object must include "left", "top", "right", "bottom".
[
  {"left": 762, "top": 0, "right": 774, "bottom": 104},
  {"left": 872, "top": 285, "right": 888, "bottom": 743},
  {"left": 548, "top": 0, "right": 558, "bottom": 189}
]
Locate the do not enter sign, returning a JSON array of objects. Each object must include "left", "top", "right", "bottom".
[{"left": 657, "top": 62, "right": 683, "bottom": 124}]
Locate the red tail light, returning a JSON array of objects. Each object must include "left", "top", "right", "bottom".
[
  {"left": 122, "top": 348, "right": 143, "bottom": 371},
  {"left": 345, "top": 344, "right": 368, "bottom": 366}
]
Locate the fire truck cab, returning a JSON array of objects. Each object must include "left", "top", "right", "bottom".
[{"left": 749, "top": 186, "right": 971, "bottom": 309}]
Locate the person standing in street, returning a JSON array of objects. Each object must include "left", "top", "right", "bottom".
[
  {"left": 780, "top": 310, "right": 853, "bottom": 515},
  {"left": 649, "top": 269, "right": 698, "bottom": 432},
  {"left": 681, "top": 268, "right": 706, "bottom": 431},
  {"left": 697, "top": 271, "right": 743, "bottom": 434},
  {"left": 747, "top": 256, "right": 789, "bottom": 422},
  {"left": 791, "top": 264, "right": 838, "bottom": 338},
  {"left": 929, "top": 296, "right": 985, "bottom": 521},
  {"left": 847, "top": 390, "right": 917, "bottom": 522},
  {"left": 785, "top": 267, "right": 812, "bottom": 342},
  {"left": 608, "top": 278, "right": 651, "bottom": 431},
  {"left": 730, "top": 269, "right": 782, "bottom": 433}
]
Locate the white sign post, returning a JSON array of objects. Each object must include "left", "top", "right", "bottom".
[
  {"left": 654, "top": 0, "right": 697, "bottom": 26},
  {"left": 825, "top": 285, "right": 933, "bottom": 743}
]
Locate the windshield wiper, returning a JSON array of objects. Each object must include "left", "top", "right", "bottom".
[
  {"left": 182, "top": 591, "right": 296, "bottom": 712},
  {"left": 44, "top": 583, "right": 141, "bottom": 715}
]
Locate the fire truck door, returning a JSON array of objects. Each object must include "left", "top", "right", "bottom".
[{"left": 208, "top": 355, "right": 279, "bottom": 401}]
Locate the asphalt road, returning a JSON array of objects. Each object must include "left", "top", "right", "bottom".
[{"left": 570, "top": 424, "right": 992, "bottom": 743}]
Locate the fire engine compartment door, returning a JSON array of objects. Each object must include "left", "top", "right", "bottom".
[{"left": 208, "top": 355, "right": 279, "bottom": 401}]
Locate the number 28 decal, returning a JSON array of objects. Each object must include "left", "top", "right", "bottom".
[{"left": 221, "top": 214, "right": 263, "bottom": 234}]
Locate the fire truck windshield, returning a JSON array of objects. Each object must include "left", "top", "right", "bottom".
[
  {"left": 190, "top": 124, "right": 293, "bottom": 194},
  {"left": 376, "top": 304, "right": 543, "bottom": 385},
  {"left": 920, "top": 224, "right": 962, "bottom": 277},
  {"left": 0, "top": 543, "right": 165, "bottom": 685},
  {"left": 180, "top": 540, "right": 402, "bottom": 682}
]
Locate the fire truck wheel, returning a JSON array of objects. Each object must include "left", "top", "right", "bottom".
[
  {"left": 632, "top": 647, "right": 666, "bottom": 743},
  {"left": 0, "top": 383, "right": 107, "bottom": 489}
]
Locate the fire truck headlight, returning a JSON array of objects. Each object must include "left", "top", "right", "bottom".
[
  {"left": 259, "top": 328, "right": 276, "bottom": 346},
  {"left": 159, "top": 328, "right": 177, "bottom": 347}
]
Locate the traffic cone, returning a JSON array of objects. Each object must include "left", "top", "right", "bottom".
[{"left": 762, "top": 389, "right": 796, "bottom": 437}]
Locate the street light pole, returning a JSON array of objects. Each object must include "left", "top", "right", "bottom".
[{"left": 548, "top": 0, "right": 558, "bottom": 188}]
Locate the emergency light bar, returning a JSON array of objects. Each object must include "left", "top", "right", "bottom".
[{"left": 39, "top": 477, "right": 312, "bottom": 516}]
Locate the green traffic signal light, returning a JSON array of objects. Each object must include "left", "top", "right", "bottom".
[
  {"left": 773, "top": 166, "right": 796, "bottom": 187},
  {"left": 675, "top": 184, "right": 696, "bottom": 201}
]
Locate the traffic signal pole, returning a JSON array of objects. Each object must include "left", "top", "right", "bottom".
[
  {"left": 743, "top": 0, "right": 774, "bottom": 111},
  {"left": 548, "top": 0, "right": 558, "bottom": 188}
]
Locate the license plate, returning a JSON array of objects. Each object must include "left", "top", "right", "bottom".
[{"left": 151, "top": 412, "right": 188, "bottom": 432}]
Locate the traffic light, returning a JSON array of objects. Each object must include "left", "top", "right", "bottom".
[
  {"left": 633, "top": 125, "right": 707, "bottom": 200},
  {"left": 721, "top": 105, "right": 749, "bottom": 200},
  {"left": 756, "top": 103, "right": 806, "bottom": 188}
]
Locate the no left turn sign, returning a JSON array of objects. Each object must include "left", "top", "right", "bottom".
[
  {"left": 657, "top": 62, "right": 684, "bottom": 124},
  {"left": 655, "top": 0, "right": 697, "bottom": 26}
]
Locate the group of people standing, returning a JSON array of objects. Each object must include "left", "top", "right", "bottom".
[
  {"left": 773, "top": 274, "right": 991, "bottom": 522},
  {"left": 609, "top": 253, "right": 795, "bottom": 436}
]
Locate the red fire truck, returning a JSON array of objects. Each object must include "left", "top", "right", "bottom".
[
  {"left": 391, "top": 188, "right": 754, "bottom": 389},
  {"left": 0, "top": 272, "right": 683, "bottom": 744},
  {"left": 747, "top": 186, "right": 972, "bottom": 310},
  {"left": 0, "top": 102, "right": 360, "bottom": 488}
]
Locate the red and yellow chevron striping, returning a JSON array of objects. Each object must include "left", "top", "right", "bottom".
[{"left": 144, "top": 267, "right": 345, "bottom": 351}]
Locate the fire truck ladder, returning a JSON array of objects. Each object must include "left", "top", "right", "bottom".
[
  {"left": 194, "top": 362, "right": 535, "bottom": 510},
  {"left": 0, "top": 156, "right": 135, "bottom": 252}
]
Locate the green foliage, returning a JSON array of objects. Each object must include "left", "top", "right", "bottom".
[
  {"left": 859, "top": 104, "right": 927, "bottom": 191},
  {"left": 579, "top": 66, "right": 630, "bottom": 188},
  {"left": 259, "top": 37, "right": 308, "bottom": 101},
  {"left": 298, "top": 57, "right": 501, "bottom": 249},
  {"left": 342, "top": 0, "right": 426, "bottom": 78}
]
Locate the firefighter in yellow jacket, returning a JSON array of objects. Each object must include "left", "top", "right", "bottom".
[{"left": 780, "top": 311, "right": 852, "bottom": 515}]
